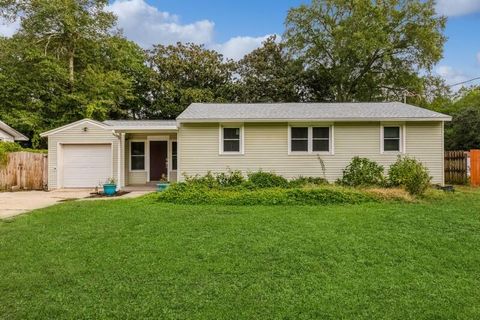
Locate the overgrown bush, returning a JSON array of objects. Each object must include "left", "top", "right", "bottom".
[
  {"left": 184, "top": 171, "right": 218, "bottom": 188},
  {"left": 288, "top": 176, "right": 328, "bottom": 188},
  {"left": 338, "top": 157, "right": 385, "bottom": 187},
  {"left": 388, "top": 156, "right": 431, "bottom": 196},
  {"left": 215, "top": 169, "right": 245, "bottom": 187},
  {"left": 183, "top": 169, "right": 245, "bottom": 188},
  {"left": 158, "top": 183, "right": 376, "bottom": 206},
  {"left": 247, "top": 171, "right": 289, "bottom": 188}
]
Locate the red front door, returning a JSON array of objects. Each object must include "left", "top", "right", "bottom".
[{"left": 149, "top": 141, "right": 168, "bottom": 181}]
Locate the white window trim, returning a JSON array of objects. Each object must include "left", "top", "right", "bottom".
[
  {"left": 288, "top": 124, "right": 334, "bottom": 155},
  {"left": 170, "top": 140, "right": 177, "bottom": 172},
  {"left": 129, "top": 140, "right": 146, "bottom": 172},
  {"left": 219, "top": 123, "right": 244, "bottom": 155},
  {"left": 380, "top": 123, "right": 406, "bottom": 154}
]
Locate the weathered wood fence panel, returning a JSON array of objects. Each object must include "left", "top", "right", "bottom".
[
  {"left": 0, "top": 152, "right": 48, "bottom": 190},
  {"left": 444, "top": 151, "right": 468, "bottom": 185},
  {"left": 471, "top": 150, "right": 480, "bottom": 187}
]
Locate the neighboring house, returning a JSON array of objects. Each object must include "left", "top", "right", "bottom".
[
  {"left": 0, "top": 120, "right": 29, "bottom": 142},
  {"left": 40, "top": 102, "right": 451, "bottom": 190}
]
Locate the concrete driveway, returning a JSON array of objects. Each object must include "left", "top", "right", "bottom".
[
  {"left": 0, "top": 189, "right": 153, "bottom": 219},
  {"left": 0, "top": 190, "right": 93, "bottom": 219}
]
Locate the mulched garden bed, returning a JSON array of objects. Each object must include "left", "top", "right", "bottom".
[{"left": 86, "top": 191, "right": 131, "bottom": 198}]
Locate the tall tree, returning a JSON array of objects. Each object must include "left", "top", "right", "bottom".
[
  {"left": 284, "top": 0, "right": 446, "bottom": 102},
  {"left": 0, "top": 0, "right": 116, "bottom": 86},
  {"left": 435, "top": 86, "right": 480, "bottom": 150},
  {"left": 236, "top": 35, "right": 306, "bottom": 102},
  {"left": 0, "top": 1, "right": 149, "bottom": 147},
  {"left": 445, "top": 106, "right": 480, "bottom": 150},
  {"left": 147, "top": 42, "right": 235, "bottom": 119}
]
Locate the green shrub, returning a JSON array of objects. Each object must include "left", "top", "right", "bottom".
[
  {"left": 157, "top": 183, "right": 376, "bottom": 206},
  {"left": 338, "top": 157, "right": 385, "bottom": 187},
  {"left": 247, "top": 171, "right": 289, "bottom": 188},
  {"left": 215, "top": 169, "right": 245, "bottom": 187},
  {"left": 184, "top": 171, "right": 218, "bottom": 188},
  {"left": 288, "top": 176, "right": 328, "bottom": 188},
  {"left": 388, "top": 156, "right": 431, "bottom": 196},
  {"left": 184, "top": 170, "right": 245, "bottom": 188}
]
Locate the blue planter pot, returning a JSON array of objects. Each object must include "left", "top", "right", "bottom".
[
  {"left": 157, "top": 183, "right": 170, "bottom": 192},
  {"left": 103, "top": 184, "right": 117, "bottom": 196}
]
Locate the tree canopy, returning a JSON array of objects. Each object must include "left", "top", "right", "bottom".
[
  {"left": 147, "top": 42, "right": 236, "bottom": 119},
  {"left": 1, "top": 0, "right": 478, "bottom": 150},
  {"left": 284, "top": 0, "right": 446, "bottom": 102}
]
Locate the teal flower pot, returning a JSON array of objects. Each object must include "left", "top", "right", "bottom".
[
  {"left": 103, "top": 184, "right": 117, "bottom": 196},
  {"left": 157, "top": 183, "right": 170, "bottom": 192}
]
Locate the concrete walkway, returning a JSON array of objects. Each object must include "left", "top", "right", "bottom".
[{"left": 0, "top": 189, "right": 151, "bottom": 219}]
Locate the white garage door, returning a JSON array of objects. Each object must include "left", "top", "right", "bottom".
[{"left": 62, "top": 144, "right": 112, "bottom": 188}]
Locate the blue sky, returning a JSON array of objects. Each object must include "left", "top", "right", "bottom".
[
  {"left": 144, "top": 0, "right": 480, "bottom": 88},
  {"left": 1, "top": 0, "right": 479, "bottom": 88}
]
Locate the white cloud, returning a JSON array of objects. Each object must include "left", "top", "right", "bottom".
[
  {"left": 0, "top": 0, "right": 272, "bottom": 60},
  {"left": 107, "top": 0, "right": 215, "bottom": 48},
  {"left": 0, "top": 18, "right": 20, "bottom": 37},
  {"left": 108, "top": 0, "right": 269, "bottom": 60},
  {"left": 435, "top": 65, "right": 470, "bottom": 86},
  {"left": 212, "top": 35, "right": 276, "bottom": 61},
  {"left": 436, "top": 0, "right": 480, "bottom": 17}
]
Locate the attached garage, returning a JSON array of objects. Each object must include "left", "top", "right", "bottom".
[
  {"left": 40, "top": 119, "right": 120, "bottom": 190},
  {"left": 61, "top": 144, "right": 112, "bottom": 188}
]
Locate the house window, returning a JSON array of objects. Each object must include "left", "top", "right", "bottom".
[
  {"left": 221, "top": 126, "right": 243, "bottom": 154},
  {"left": 290, "top": 126, "right": 331, "bottom": 153},
  {"left": 172, "top": 141, "right": 177, "bottom": 170},
  {"left": 383, "top": 126, "right": 401, "bottom": 152},
  {"left": 312, "top": 127, "right": 329, "bottom": 152},
  {"left": 130, "top": 141, "right": 145, "bottom": 170},
  {"left": 291, "top": 127, "right": 309, "bottom": 152}
]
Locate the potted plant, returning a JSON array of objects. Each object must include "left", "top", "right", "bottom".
[
  {"left": 157, "top": 174, "right": 170, "bottom": 192},
  {"left": 103, "top": 177, "right": 117, "bottom": 196}
]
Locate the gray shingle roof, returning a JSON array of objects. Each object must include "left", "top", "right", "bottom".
[
  {"left": 103, "top": 120, "right": 177, "bottom": 129},
  {"left": 177, "top": 102, "right": 451, "bottom": 122}
]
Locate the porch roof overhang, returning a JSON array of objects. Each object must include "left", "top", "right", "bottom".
[
  {"left": 103, "top": 120, "right": 178, "bottom": 132},
  {"left": 112, "top": 127, "right": 178, "bottom": 133}
]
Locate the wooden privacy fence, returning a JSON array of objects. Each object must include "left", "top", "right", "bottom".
[
  {"left": 0, "top": 152, "right": 48, "bottom": 191},
  {"left": 471, "top": 150, "right": 480, "bottom": 187},
  {"left": 444, "top": 151, "right": 468, "bottom": 185}
]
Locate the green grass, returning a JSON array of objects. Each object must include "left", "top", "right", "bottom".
[{"left": 1, "top": 189, "right": 479, "bottom": 319}]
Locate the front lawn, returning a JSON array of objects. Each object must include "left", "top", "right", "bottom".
[{"left": 1, "top": 189, "right": 479, "bottom": 319}]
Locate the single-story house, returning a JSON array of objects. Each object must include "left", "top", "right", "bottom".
[
  {"left": 40, "top": 102, "right": 451, "bottom": 190},
  {"left": 0, "top": 120, "right": 29, "bottom": 142}
]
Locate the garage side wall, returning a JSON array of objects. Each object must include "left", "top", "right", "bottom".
[
  {"left": 178, "top": 121, "right": 444, "bottom": 184},
  {"left": 47, "top": 122, "right": 118, "bottom": 190}
]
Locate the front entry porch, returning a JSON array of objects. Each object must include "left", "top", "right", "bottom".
[{"left": 115, "top": 129, "right": 178, "bottom": 189}]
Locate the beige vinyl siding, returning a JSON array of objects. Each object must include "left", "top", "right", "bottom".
[
  {"left": 124, "top": 132, "right": 177, "bottom": 184},
  {"left": 405, "top": 122, "right": 443, "bottom": 184},
  {"left": 178, "top": 122, "right": 444, "bottom": 184},
  {"left": 47, "top": 122, "right": 119, "bottom": 190}
]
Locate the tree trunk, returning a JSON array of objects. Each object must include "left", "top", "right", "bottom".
[{"left": 68, "top": 49, "right": 75, "bottom": 86}]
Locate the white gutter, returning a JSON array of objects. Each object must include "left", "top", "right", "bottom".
[{"left": 109, "top": 126, "right": 178, "bottom": 131}]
